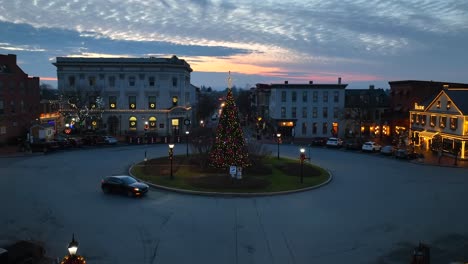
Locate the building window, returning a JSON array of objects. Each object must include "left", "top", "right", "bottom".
[
  {"left": 10, "top": 100, "right": 15, "bottom": 113},
  {"left": 172, "top": 77, "right": 178, "bottom": 87},
  {"left": 430, "top": 115, "right": 436, "bottom": 127},
  {"left": 447, "top": 101, "right": 452, "bottom": 110},
  {"left": 323, "top": 107, "right": 328, "bottom": 118},
  {"left": 149, "top": 117, "right": 157, "bottom": 129},
  {"left": 421, "top": 115, "right": 426, "bottom": 125},
  {"left": 149, "top": 76, "right": 155, "bottom": 87},
  {"left": 333, "top": 107, "right": 339, "bottom": 119},
  {"left": 312, "top": 107, "right": 317, "bottom": 118},
  {"left": 172, "top": 96, "right": 178, "bottom": 107},
  {"left": 313, "top": 91, "right": 318, "bottom": 102},
  {"left": 281, "top": 107, "right": 286, "bottom": 118},
  {"left": 411, "top": 114, "right": 416, "bottom": 124},
  {"left": 109, "top": 96, "right": 117, "bottom": 109},
  {"left": 129, "top": 96, "right": 136, "bottom": 109},
  {"left": 312, "top": 122, "right": 317, "bottom": 134},
  {"left": 322, "top": 122, "right": 328, "bottom": 134},
  {"left": 323, "top": 91, "right": 328, "bottom": 102},
  {"left": 436, "top": 101, "right": 441, "bottom": 108},
  {"left": 439, "top": 116, "right": 446, "bottom": 128},
  {"left": 450, "top": 117, "right": 457, "bottom": 130},
  {"left": 20, "top": 100, "right": 24, "bottom": 112},
  {"left": 302, "top": 122, "right": 307, "bottom": 135},
  {"left": 148, "top": 96, "right": 156, "bottom": 109},
  {"left": 333, "top": 91, "right": 339, "bottom": 103},
  {"left": 416, "top": 114, "right": 420, "bottom": 124},
  {"left": 68, "top": 76, "right": 75, "bottom": 87},
  {"left": 302, "top": 91, "right": 307, "bottom": 102},
  {"left": 129, "top": 76, "right": 136, "bottom": 86},
  {"left": 88, "top": 96, "right": 96, "bottom": 109},
  {"left": 108, "top": 76, "right": 115, "bottom": 87},
  {"left": 281, "top": 91, "right": 287, "bottom": 102},
  {"left": 291, "top": 107, "right": 296, "bottom": 118},
  {"left": 292, "top": 91, "right": 297, "bottom": 102},
  {"left": 129, "top": 116, "right": 137, "bottom": 130},
  {"left": 88, "top": 76, "right": 96, "bottom": 86},
  {"left": 0, "top": 100, "right": 4, "bottom": 114},
  {"left": 302, "top": 107, "right": 307, "bottom": 118}
]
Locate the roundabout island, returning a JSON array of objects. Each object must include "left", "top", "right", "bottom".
[{"left": 130, "top": 155, "right": 332, "bottom": 196}]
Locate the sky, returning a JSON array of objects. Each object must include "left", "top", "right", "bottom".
[{"left": 1, "top": 0, "right": 468, "bottom": 90}]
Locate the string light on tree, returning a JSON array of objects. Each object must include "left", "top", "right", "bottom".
[{"left": 208, "top": 72, "right": 250, "bottom": 170}]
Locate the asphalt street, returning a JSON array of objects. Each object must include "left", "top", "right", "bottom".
[{"left": 0, "top": 144, "right": 467, "bottom": 264}]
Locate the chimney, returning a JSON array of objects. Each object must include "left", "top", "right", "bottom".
[
  {"left": 309, "top": 80, "right": 313, "bottom": 84},
  {"left": 369, "top": 85, "right": 375, "bottom": 90},
  {"left": 285, "top": 81, "right": 288, "bottom": 84},
  {"left": 338, "top": 77, "right": 341, "bottom": 84}
]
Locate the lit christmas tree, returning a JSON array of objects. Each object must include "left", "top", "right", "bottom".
[{"left": 208, "top": 73, "right": 250, "bottom": 169}]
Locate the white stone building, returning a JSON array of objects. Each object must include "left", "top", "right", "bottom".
[
  {"left": 267, "top": 79, "right": 347, "bottom": 139},
  {"left": 53, "top": 56, "right": 195, "bottom": 139}
]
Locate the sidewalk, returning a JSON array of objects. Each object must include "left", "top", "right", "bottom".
[
  {"left": 0, "top": 146, "right": 37, "bottom": 158},
  {"left": 411, "top": 150, "right": 468, "bottom": 168}
]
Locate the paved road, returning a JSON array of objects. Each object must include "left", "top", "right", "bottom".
[{"left": 1, "top": 144, "right": 467, "bottom": 264}]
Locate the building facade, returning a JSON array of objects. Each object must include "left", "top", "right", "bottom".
[
  {"left": 267, "top": 79, "right": 347, "bottom": 139},
  {"left": 53, "top": 56, "right": 195, "bottom": 139},
  {"left": 409, "top": 88, "right": 468, "bottom": 160},
  {"left": 0, "top": 54, "right": 40, "bottom": 145},
  {"left": 387, "top": 80, "right": 468, "bottom": 142},
  {"left": 344, "top": 85, "right": 390, "bottom": 140}
]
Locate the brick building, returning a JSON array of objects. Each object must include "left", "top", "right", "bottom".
[{"left": 0, "top": 54, "right": 40, "bottom": 145}]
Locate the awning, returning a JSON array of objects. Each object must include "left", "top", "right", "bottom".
[{"left": 418, "top": 131, "right": 439, "bottom": 138}]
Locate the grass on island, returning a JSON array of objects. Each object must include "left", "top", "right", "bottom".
[{"left": 130, "top": 154, "right": 330, "bottom": 193}]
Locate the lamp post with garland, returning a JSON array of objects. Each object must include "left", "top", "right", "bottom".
[
  {"left": 60, "top": 234, "right": 86, "bottom": 264},
  {"left": 169, "top": 144, "right": 175, "bottom": 180}
]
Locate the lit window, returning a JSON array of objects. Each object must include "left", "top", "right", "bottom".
[
  {"left": 447, "top": 101, "right": 451, "bottom": 109},
  {"left": 129, "top": 96, "right": 136, "bottom": 109},
  {"left": 172, "top": 96, "right": 178, "bottom": 106},
  {"left": 148, "top": 96, "right": 156, "bottom": 109},
  {"left": 109, "top": 96, "right": 117, "bottom": 109}
]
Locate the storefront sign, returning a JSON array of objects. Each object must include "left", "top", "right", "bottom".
[{"left": 414, "top": 103, "right": 425, "bottom": 110}]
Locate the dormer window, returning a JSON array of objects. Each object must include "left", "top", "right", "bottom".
[
  {"left": 436, "top": 101, "right": 441, "bottom": 108},
  {"left": 447, "top": 101, "right": 451, "bottom": 109}
]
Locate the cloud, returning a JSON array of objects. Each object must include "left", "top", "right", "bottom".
[{"left": 0, "top": 0, "right": 467, "bottom": 88}]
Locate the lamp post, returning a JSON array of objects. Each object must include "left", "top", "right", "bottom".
[
  {"left": 168, "top": 144, "right": 174, "bottom": 180},
  {"left": 185, "top": 131, "right": 190, "bottom": 157},
  {"left": 300, "top": 148, "right": 306, "bottom": 183},
  {"left": 60, "top": 234, "right": 85, "bottom": 264},
  {"left": 276, "top": 133, "right": 281, "bottom": 159}
]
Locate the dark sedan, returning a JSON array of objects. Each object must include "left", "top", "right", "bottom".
[{"left": 101, "top": 175, "right": 149, "bottom": 197}]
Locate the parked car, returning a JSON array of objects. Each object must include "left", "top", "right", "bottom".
[
  {"left": 380, "top": 145, "right": 396, "bottom": 155},
  {"left": 344, "top": 139, "right": 363, "bottom": 150},
  {"left": 68, "top": 137, "right": 83, "bottom": 148},
  {"left": 310, "top": 137, "right": 328, "bottom": 146},
  {"left": 395, "top": 148, "right": 422, "bottom": 160},
  {"left": 362, "top": 141, "right": 382, "bottom": 152},
  {"left": 326, "top": 137, "right": 343, "bottom": 148},
  {"left": 102, "top": 136, "right": 118, "bottom": 145},
  {"left": 101, "top": 175, "right": 149, "bottom": 197}
]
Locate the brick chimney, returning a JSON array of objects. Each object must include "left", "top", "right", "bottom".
[
  {"left": 285, "top": 81, "right": 288, "bottom": 84},
  {"left": 338, "top": 77, "right": 341, "bottom": 84}
]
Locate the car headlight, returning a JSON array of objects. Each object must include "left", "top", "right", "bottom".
[{"left": 133, "top": 187, "right": 139, "bottom": 191}]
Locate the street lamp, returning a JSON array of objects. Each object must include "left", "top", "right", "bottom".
[
  {"left": 185, "top": 131, "right": 190, "bottom": 157},
  {"left": 168, "top": 144, "right": 174, "bottom": 180},
  {"left": 67, "top": 234, "right": 78, "bottom": 257},
  {"left": 60, "top": 234, "right": 86, "bottom": 264},
  {"left": 276, "top": 133, "right": 281, "bottom": 159},
  {"left": 300, "top": 148, "right": 306, "bottom": 183}
]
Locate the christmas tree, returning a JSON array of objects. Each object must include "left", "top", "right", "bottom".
[{"left": 208, "top": 73, "right": 250, "bottom": 169}]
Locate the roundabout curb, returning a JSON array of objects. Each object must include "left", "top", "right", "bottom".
[{"left": 129, "top": 163, "right": 333, "bottom": 197}]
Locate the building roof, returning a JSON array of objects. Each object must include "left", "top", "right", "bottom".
[
  {"left": 53, "top": 55, "right": 193, "bottom": 72},
  {"left": 388, "top": 80, "right": 468, "bottom": 88},
  {"left": 445, "top": 89, "right": 468, "bottom": 114}
]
